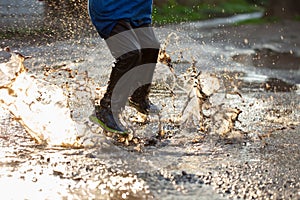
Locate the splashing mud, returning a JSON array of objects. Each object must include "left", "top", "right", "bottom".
[
  {"left": 1, "top": 18, "right": 300, "bottom": 199},
  {"left": 0, "top": 38, "right": 244, "bottom": 149},
  {"left": 0, "top": 48, "right": 81, "bottom": 147}
]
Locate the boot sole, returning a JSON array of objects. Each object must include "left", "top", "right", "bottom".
[{"left": 89, "top": 115, "right": 128, "bottom": 135}]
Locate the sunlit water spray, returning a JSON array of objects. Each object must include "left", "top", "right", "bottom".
[
  {"left": 0, "top": 33, "right": 246, "bottom": 148},
  {"left": 0, "top": 48, "right": 81, "bottom": 147},
  {"left": 153, "top": 33, "right": 243, "bottom": 136}
]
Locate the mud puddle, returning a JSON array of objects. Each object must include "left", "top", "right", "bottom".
[
  {"left": 1, "top": 17, "right": 300, "bottom": 199},
  {"left": 1, "top": 47, "right": 299, "bottom": 199},
  {"left": 219, "top": 70, "right": 298, "bottom": 93},
  {"left": 232, "top": 48, "right": 300, "bottom": 91},
  {"left": 232, "top": 48, "right": 300, "bottom": 71}
]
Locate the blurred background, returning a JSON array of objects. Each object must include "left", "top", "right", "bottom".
[{"left": 1, "top": 0, "right": 299, "bottom": 40}]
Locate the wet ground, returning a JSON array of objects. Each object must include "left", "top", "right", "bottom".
[{"left": 1, "top": 14, "right": 300, "bottom": 199}]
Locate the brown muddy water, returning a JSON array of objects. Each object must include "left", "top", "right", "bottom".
[{"left": 1, "top": 12, "right": 300, "bottom": 200}]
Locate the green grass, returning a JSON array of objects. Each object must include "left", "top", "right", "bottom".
[
  {"left": 153, "top": 0, "right": 264, "bottom": 25},
  {"left": 152, "top": 4, "right": 205, "bottom": 25},
  {"left": 294, "top": 15, "right": 300, "bottom": 21}
]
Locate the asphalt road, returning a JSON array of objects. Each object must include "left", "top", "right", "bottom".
[{"left": 0, "top": 16, "right": 299, "bottom": 200}]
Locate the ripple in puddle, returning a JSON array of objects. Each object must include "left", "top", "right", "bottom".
[{"left": 232, "top": 48, "right": 300, "bottom": 70}]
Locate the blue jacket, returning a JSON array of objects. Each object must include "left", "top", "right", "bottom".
[{"left": 88, "top": 0, "right": 153, "bottom": 39}]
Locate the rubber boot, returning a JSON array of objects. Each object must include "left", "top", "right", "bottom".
[
  {"left": 129, "top": 83, "right": 160, "bottom": 115},
  {"left": 95, "top": 67, "right": 126, "bottom": 134},
  {"left": 95, "top": 50, "right": 141, "bottom": 134},
  {"left": 129, "top": 48, "right": 160, "bottom": 115}
]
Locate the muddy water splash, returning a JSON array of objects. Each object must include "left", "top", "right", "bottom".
[
  {"left": 155, "top": 33, "right": 242, "bottom": 136},
  {"left": 0, "top": 48, "right": 81, "bottom": 147},
  {"left": 0, "top": 37, "right": 244, "bottom": 149}
]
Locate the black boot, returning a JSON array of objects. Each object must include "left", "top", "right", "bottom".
[
  {"left": 129, "top": 83, "right": 160, "bottom": 115},
  {"left": 94, "top": 68, "right": 127, "bottom": 134},
  {"left": 129, "top": 48, "right": 160, "bottom": 115},
  {"left": 94, "top": 105, "right": 127, "bottom": 134},
  {"left": 95, "top": 50, "right": 141, "bottom": 134}
]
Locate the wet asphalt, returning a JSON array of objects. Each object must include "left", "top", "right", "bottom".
[{"left": 1, "top": 14, "right": 300, "bottom": 200}]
